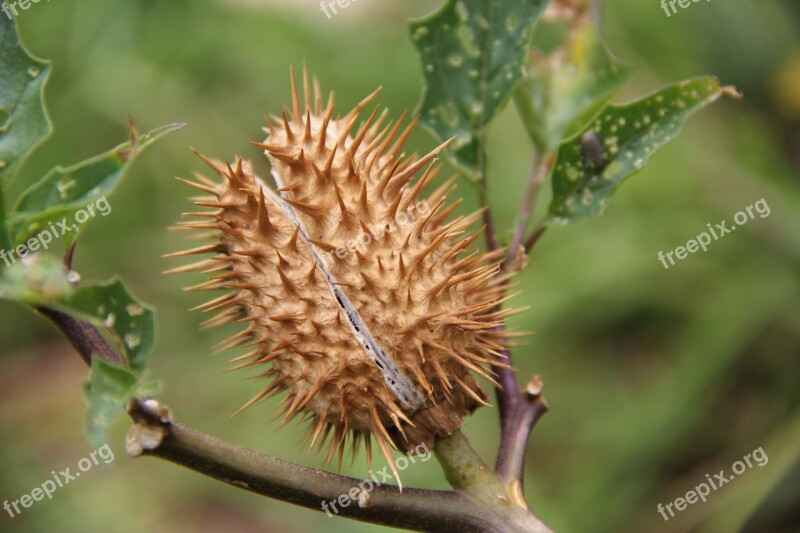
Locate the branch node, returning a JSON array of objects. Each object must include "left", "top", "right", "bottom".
[
  {"left": 525, "top": 375, "right": 544, "bottom": 398},
  {"left": 508, "top": 480, "right": 529, "bottom": 510},
  {"left": 126, "top": 399, "right": 173, "bottom": 457}
]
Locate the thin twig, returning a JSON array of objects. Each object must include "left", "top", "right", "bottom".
[
  {"left": 508, "top": 157, "right": 551, "bottom": 263},
  {"left": 476, "top": 136, "right": 499, "bottom": 253},
  {"left": 128, "top": 400, "right": 508, "bottom": 533},
  {"left": 474, "top": 136, "right": 551, "bottom": 482},
  {"left": 474, "top": 136, "right": 521, "bottom": 444},
  {"left": 523, "top": 224, "right": 548, "bottom": 253},
  {"left": 494, "top": 376, "right": 549, "bottom": 484}
]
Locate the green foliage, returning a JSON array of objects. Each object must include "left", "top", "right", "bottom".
[
  {"left": 0, "top": 253, "right": 71, "bottom": 302},
  {"left": 514, "top": 16, "right": 631, "bottom": 153},
  {"left": 56, "top": 279, "right": 156, "bottom": 372},
  {"left": 0, "top": 2, "right": 797, "bottom": 531},
  {"left": 0, "top": 18, "right": 174, "bottom": 449},
  {"left": 83, "top": 358, "right": 160, "bottom": 449},
  {"left": 0, "top": 255, "right": 158, "bottom": 446},
  {"left": 547, "top": 77, "right": 731, "bottom": 224},
  {"left": 0, "top": 258, "right": 155, "bottom": 372},
  {"left": 8, "top": 122, "right": 185, "bottom": 247},
  {"left": 0, "top": 16, "right": 52, "bottom": 187},
  {"left": 409, "top": 0, "right": 550, "bottom": 173}
]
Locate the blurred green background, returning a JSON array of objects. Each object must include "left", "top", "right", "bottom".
[{"left": 1, "top": 0, "right": 799, "bottom": 532}]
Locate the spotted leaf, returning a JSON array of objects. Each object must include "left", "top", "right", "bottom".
[
  {"left": 547, "top": 77, "right": 738, "bottom": 225},
  {"left": 410, "top": 0, "right": 550, "bottom": 172}
]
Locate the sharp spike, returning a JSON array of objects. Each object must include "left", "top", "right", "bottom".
[
  {"left": 313, "top": 76, "right": 323, "bottom": 115},
  {"left": 400, "top": 162, "right": 440, "bottom": 212},
  {"left": 324, "top": 143, "right": 338, "bottom": 173},
  {"left": 303, "top": 110, "right": 312, "bottom": 142},
  {"left": 342, "top": 86, "right": 383, "bottom": 125},
  {"left": 309, "top": 408, "right": 330, "bottom": 449},
  {"left": 290, "top": 65, "right": 302, "bottom": 124},
  {"left": 453, "top": 375, "right": 491, "bottom": 406},
  {"left": 317, "top": 103, "right": 335, "bottom": 152},
  {"left": 386, "top": 115, "right": 419, "bottom": 162},
  {"left": 347, "top": 105, "right": 380, "bottom": 159},
  {"left": 174, "top": 176, "right": 219, "bottom": 195},
  {"left": 302, "top": 62, "right": 311, "bottom": 113},
  {"left": 282, "top": 111, "right": 295, "bottom": 141},
  {"left": 162, "top": 259, "right": 218, "bottom": 275},
  {"left": 163, "top": 243, "right": 224, "bottom": 258},
  {"left": 232, "top": 381, "right": 283, "bottom": 416}
]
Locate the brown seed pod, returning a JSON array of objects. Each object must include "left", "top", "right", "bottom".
[{"left": 166, "top": 67, "right": 518, "bottom": 483}]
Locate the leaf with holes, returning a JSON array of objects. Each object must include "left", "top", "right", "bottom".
[
  {"left": 410, "top": 0, "right": 550, "bottom": 172},
  {"left": 83, "top": 358, "right": 160, "bottom": 449},
  {"left": 0, "top": 17, "right": 52, "bottom": 187},
  {"left": 547, "top": 77, "right": 738, "bottom": 225},
  {"left": 0, "top": 253, "right": 71, "bottom": 302},
  {"left": 8, "top": 122, "right": 185, "bottom": 247},
  {"left": 515, "top": 15, "right": 631, "bottom": 152},
  {"left": 0, "top": 259, "right": 154, "bottom": 371},
  {"left": 54, "top": 279, "right": 155, "bottom": 372}
]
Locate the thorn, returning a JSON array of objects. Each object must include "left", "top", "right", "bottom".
[
  {"left": 302, "top": 61, "right": 311, "bottom": 113},
  {"left": 347, "top": 105, "right": 380, "bottom": 159},
  {"left": 282, "top": 112, "right": 295, "bottom": 141},
  {"left": 163, "top": 243, "right": 224, "bottom": 258},
  {"left": 303, "top": 110, "right": 312, "bottom": 142},
  {"left": 162, "top": 259, "right": 218, "bottom": 275},
  {"left": 289, "top": 65, "right": 302, "bottom": 124},
  {"left": 342, "top": 86, "right": 383, "bottom": 125},
  {"left": 318, "top": 103, "right": 334, "bottom": 152},
  {"left": 174, "top": 176, "right": 218, "bottom": 195},
  {"left": 386, "top": 115, "right": 419, "bottom": 162}
]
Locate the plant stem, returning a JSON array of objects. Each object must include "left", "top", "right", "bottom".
[
  {"left": 435, "top": 430, "right": 551, "bottom": 533},
  {"left": 494, "top": 377, "right": 549, "bottom": 484},
  {"left": 523, "top": 224, "right": 548, "bottom": 254},
  {"left": 508, "top": 157, "right": 552, "bottom": 266},
  {"left": 42, "top": 307, "right": 551, "bottom": 531},
  {"left": 473, "top": 136, "right": 522, "bottom": 441},
  {"left": 476, "top": 136, "right": 499, "bottom": 253},
  {"left": 472, "top": 134, "right": 550, "bottom": 489},
  {"left": 127, "top": 399, "right": 503, "bottom": 532}
]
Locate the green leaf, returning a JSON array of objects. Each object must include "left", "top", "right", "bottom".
[
  {"left": 7, "top": 122, "right": 185, "bottom": 247},
  {"left": 0, "top": 253, "right": 71, "bottom": 302},
  {"left": 82, "top": 358, "right": 138, "bottom": 449},
  {"left": 55, "top": 279, "right": 155, "bottom": 372},
  {"left": 0, "top": 254, "right": 154, "bottom": 371},
  {"left": 410, "top": 0, "right": 551, "bottom": 172},
  {"left": 0, "top": 17, "right": 52, "bottom": 186},
  {"left": 515, "top": 16, "right": 631, "bottom": 152},
  {"left": 547, "top": 77, "right": 736, "bottom": 225},
  {"left": 83, "top": 358, "right": 161, "bottom": 449}
]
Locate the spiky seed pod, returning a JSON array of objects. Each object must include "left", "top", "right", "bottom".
[{"left": 167, "top": 68, "right": 517, "bottom": 481}]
